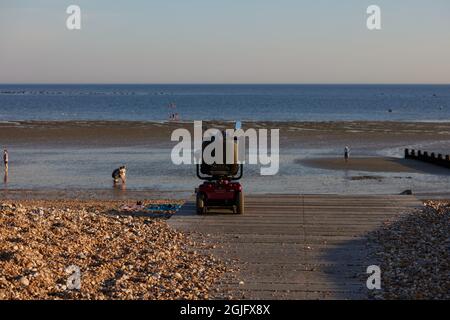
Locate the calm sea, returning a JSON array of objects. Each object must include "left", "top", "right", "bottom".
[{"left": 1, "top": 84, "right": 449, "bottom": 122}]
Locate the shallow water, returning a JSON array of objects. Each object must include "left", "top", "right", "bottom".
[
  {"left": 2, "top": 84, "right": 450, "bottom": 196},
  {"left": 2, "top": 145, "right": 450, "bottom": 196}
]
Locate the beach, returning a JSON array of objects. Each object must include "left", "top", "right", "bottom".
[
  {"left": 2, "top": 120, "right": 450, "bottom": 147},
  {"left": 1, "top": 195, "right": 449, "bottom": 300},
  {"left": 1, "top": 0, "right": 449, "bottom": 304},
  {"left": 0, "top": 199, "right": 235, "bottom": 300},
  {"left": 1, "top": 121, "right": 450, "bottom": 301},
  {"left": 369, "top": 200, "right": 450, "bottom": 300},
  {"left": 1, "top": 120, "right": 450, "bottom": 300},
  {"left": 2, "top": 120, "right": 450, "bottom": 195}
]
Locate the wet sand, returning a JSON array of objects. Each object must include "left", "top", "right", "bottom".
[
  {"left": 3, "top": 120, "right": 450, "bottom": 196},
  {"left": 300, "top": 157, "right": 450, "bottom": 175},
  {"left": 0, "top": 189, "right": 192, "bottom": 201},
  {"left": 2, "top": 120, "right": 450, "bottom": 147}
]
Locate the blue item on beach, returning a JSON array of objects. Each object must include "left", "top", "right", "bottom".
[
  {"left": 145, "top": 204, "right": 182, "bottom": 213},
  {"left": 119, "top": 202, "right": 182, "bottom": 218}
]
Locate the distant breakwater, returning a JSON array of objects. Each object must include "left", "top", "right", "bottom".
[{"left": 405, "top": 149, "right": 450, "bottom": 169}]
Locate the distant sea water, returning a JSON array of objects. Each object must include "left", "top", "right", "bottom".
[{"left": 0, "top": 84, "right": 449, "bottom": 122}]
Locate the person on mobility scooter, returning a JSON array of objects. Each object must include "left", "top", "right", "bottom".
[{"left": 195, "top": 122, "right": 244, "bottom": 215}]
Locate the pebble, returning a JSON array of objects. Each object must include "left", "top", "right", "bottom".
[
  {"left": 19, "top": 277, "right": 29, "bottom": 287},
  {"left": 174, "top": 273, "right": 183, "bottom": 281}
]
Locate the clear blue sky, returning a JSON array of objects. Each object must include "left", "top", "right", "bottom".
[{"left": 1, "top": 0, "right": 449, "bottom": 83}]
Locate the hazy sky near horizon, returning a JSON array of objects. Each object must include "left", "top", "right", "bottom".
[{"left": 1, "top": 0, "right": 450, "bottom": 84}]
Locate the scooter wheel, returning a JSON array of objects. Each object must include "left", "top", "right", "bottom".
[
  {"left": 196, "top": 193, "right": 207, "bottom": 215},
  {"left": 236, "top": 191, "right": 244, "bottom": 215}
]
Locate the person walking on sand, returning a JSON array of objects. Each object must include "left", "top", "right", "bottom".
[
  {"left": 3, "top": 149, "right": 8, "bottom": 172},
  {"left": 344, "top": 146, "right": 350, "bottom": 163}
]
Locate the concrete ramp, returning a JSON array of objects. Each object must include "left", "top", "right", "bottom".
[{"left": 168, "top": 194, "right": 421, "bottom": 299}]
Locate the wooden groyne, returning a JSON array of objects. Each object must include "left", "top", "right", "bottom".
[{"left": 404, "top": 148, "right": 450, "bottom": 169}]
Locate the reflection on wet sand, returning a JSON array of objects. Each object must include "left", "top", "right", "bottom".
[
  {"left": 113, "top": 182, "right": 126, "bottom": 192},
  {"left": 299, "top": 157, "right": 450, "bottom": 175}
]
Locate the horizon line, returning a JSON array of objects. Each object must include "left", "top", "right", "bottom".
[{"left": 1, "top": 82, "right": 450, "bottom": 86}]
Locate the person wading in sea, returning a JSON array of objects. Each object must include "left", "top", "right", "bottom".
[
  {"left": 3, "top": 149, "right": 8, "bottom": 172},
  {"left": 112, "top": 166, "right": 127, "bottom": 185},
  {"left": 344, "top": 146, "right": 350, "bottom": 163}
]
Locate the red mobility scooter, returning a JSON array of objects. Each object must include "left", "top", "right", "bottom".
[{"left": 195, "top": 123, "right": 244, "bottom": 215}]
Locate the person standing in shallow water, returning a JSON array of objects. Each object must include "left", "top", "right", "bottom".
[
  {"left": 344, "top": 146, "right": 350, "bottom": 163},
  {"left": 3, "top": 149, "right": 8, "bottom": 172}
]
